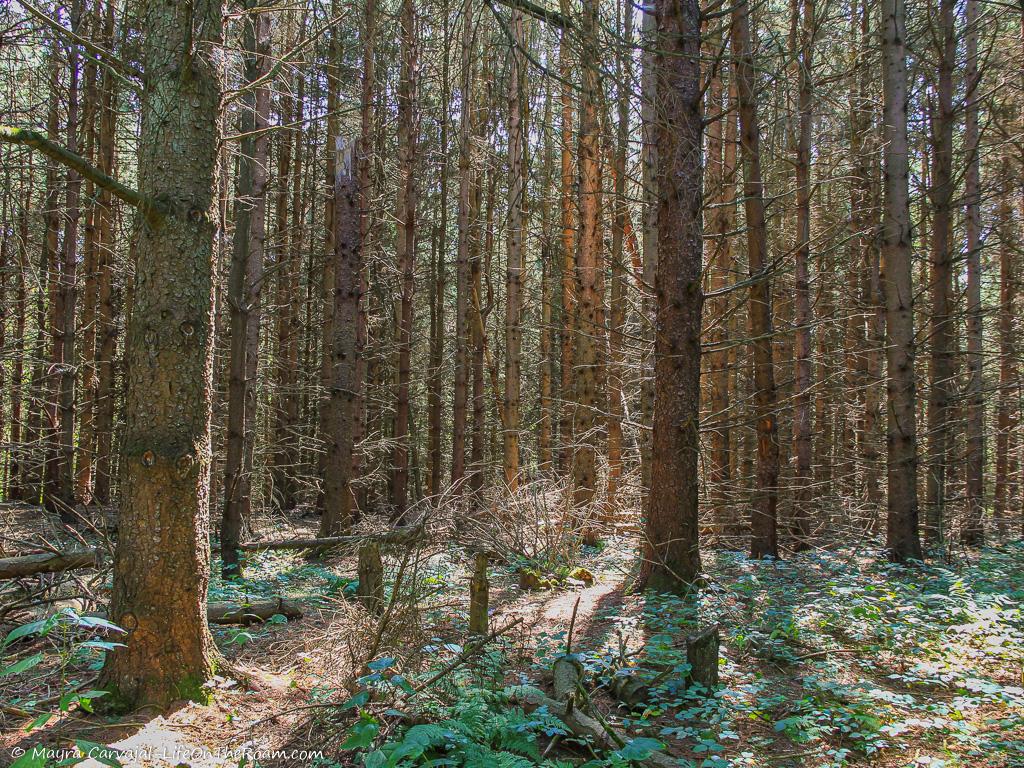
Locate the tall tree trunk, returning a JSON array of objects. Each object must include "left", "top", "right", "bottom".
[
  {"left": 732, "top": 0, "right": 780, "bottom": 559},
  {"left": 880, "top": 0, "right": 923, "bottom": 561},
  {"left": 538, "top": 86, "right": 555, "bottom": 472},
  {"left": 638, "top": 6, "right": 658, "bottom": 504},
  {"left": 47, "top": 6, "right": 84, "bottom": 518},
  {"left": 639, "top": 0, "right": 703, "bottom": 591},
  {"left": 993, "top": 161, "right": 1017, "bottom": 534},
  {"left": 451, "top": 0, "right": 475, "bottom": 494},
  {"left": 391, "top": 0, "right": 418, "bottom": 521},
  {"left": 558, "top": 2, "right": 576, "bottom": 474},
  {"left": 503, "top": 10, "right": 525, "bottom": 493},
  {"left": 76, "top": 12, "right": 99, "bottom": 506},
  {"left": 100, "top": 0, "right": 223, "bottom": 709},
  {"left": 271, "top": 73, "right": 298, "bottom": 511},
  {"left": 790, "top": 0, "right": 814, "bottom": 547},
  {"left": 428, "top": 5, "right": 450, "bottom": 500},
  {"left": 572, "top": 0, "right": 604, "bottom": 541},
  {"left": 317, "top": 0, "right": 342, "bottom": 514},
  {"left": 222, "top": 2, "right": 271, "bottom": 578},
  {"left": 92, "top": 0, "right": 118, "bottom": 506},
  {"left": 322, "top": 138, "right": 362, "bottom": 536},
  {"left": 962, "top": 0, "right": 984, "bottom": 545},
  {"left": 606, "top": 0, "right": 631, "bottom": 515},
  {"left": 705, "top": 31, "right": 733, "bottom": 530},
  {"left": 925, "top": 0, "right": 955, "bottom": 544}
]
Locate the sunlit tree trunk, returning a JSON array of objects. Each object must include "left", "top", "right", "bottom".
[{"left": 100, "top": 0, "right": 223, "bottom": 709}]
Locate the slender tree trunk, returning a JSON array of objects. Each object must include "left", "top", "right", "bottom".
[
  {"left": 317, "top": 1, "right": 342, "bottom": 514},
  {"left": 322, "top": 138, "right": 361, "bottom": 536},
  {"left": 558, "top": 2, "right": 576, "bottom": 474},
  {"left": 962, "top": 0, "right": 984, "bottom": 545},
  {"left": 706, "top": 31, "right": 733, "bottom": 529},
  {"left": 732, "top": 0, "right": 780, "bottom": 559},
  {"left": 993, "top": 162, "right": 1017, "bottom": 534},
  {"left": 572, "top": 0, "right": 604, "bottom": 540},
  {"left": 93, "top": 0, "right": 118, "bottom": 506},
  {"left": 925, "top": 0, "right": 955, "bottom": 544},
  {"left": 503, "top": 10, "right": 525, "bottom": 493},
  {"left": 538, "top": 86, "right": 555, "bottom": 472},
  {"left": 880, "top": 0, "right": 923, "bottom": 561},
  {"left": 271, "top": 76, "right": 298, "bottom": 511},
  {"left": 606, "top": 1, "right": 631, "bottom": 515},
  {"left": 790, "top": 0, "right": 814, "bottom": 547},
  {"left": 428, "top": 6, "right": 450, "bottom": 500},
  {"left": 391, "top": 0, "right": 418, "bottom": 521},
  {"left": 451, "top": 0, "right": 475, "bottom": 494},
  {"left": 222, "top": 3, "right": 271, "bottom": 578},
  {"left": 639, "top": 0, "right": 703, "bottom": 591},
  {"left": 76, "top": 16, "right": 99, "bottom": 506},
  {"left": 638, "top": 6, "right": 658, "bottom": 504},
  {"left": 100, "top": 0, "right": 223, "bottom": 709}
]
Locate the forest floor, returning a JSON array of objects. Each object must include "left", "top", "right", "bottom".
[{"left": 1, "top": 505, "right": 1022, "bottom": 768}]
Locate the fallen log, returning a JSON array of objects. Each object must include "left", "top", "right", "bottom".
[
  {"left": 511, "top": 687, "right": 676, "bottom": 768},
  {"left": 0, "top": 549, "right": 101, "bottom": 580},
  {"left": 206, "top": 599, "right": 303, "bottom": 625},
  {"left": 239, "top": 522, "right": 425, "bottom": 552}
]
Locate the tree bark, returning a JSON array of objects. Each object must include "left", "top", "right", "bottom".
[
  {"left": 732, "top": 0, "right": 780, "bottom": 559},
  {"left": 790, "top": 0, "right": 814, "bottom": 548},
  {"left": 99, "top": 0, "right": 223, "bottom": 709},
  {"left": 962, "top": 0, "right": 984, "bottom": 545},
  {"left": 321, "top": 137, "right": 361, "bottom": 536},
  {"left": 503, "top": 10, "right": 525, "bottom": 493},
  {"left": 222, "top": 2, "right": 271, "bottom": 578},
  {"left": 638, "top": 0, "right": 703, "bottom": 591},
  {"left": 880, "top": 0, "right": 923, "bottom": 561},
  {"left": 391, "top": 0, "right": 419, "bottom": 522}
]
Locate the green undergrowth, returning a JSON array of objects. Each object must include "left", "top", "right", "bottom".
[{"left": 338, "top": 542, "right": 1023, "bottom": 768}]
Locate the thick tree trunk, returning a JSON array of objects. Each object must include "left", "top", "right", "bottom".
[
  {"left": 732, "top": 0, "right": 780, "bottom": 559},
  {"left": 880, "top": 0, "right": 923, "bottom": 562},
  {"left": 638, "top": 0, "right": 703, "bottom": 591},
  {"left": 99, "top": 0, "right": 223, "bottom": 710}
]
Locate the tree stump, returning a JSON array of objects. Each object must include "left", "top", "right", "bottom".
[
  {"left": 684, "top": 624, "right": 719, "bottom": 690},
  {"left": 357, "top": 542, "right": 384, "bottom": 615},
  {"left": 468, "top": 551, "right": 489, "bottom": 634}
]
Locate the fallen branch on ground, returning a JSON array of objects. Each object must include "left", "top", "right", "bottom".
[
  {"left": 239, "top": 522, "right": 426, "bottom": 552},
  {"left": 0, "top": 549, "right": 101, "bottom": 580}
]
